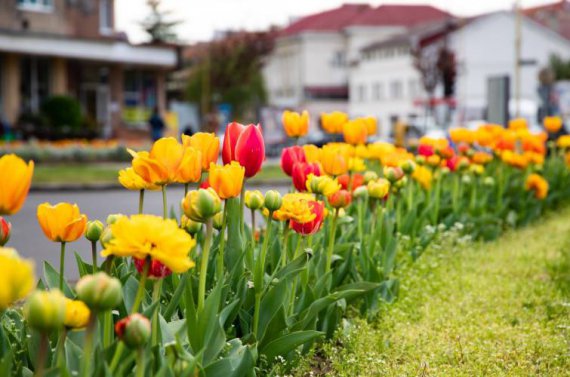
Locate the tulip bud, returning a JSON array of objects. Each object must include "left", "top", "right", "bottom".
[
  {"left": 245, "top": 190, "right": 264, "bottom": 210},
  {"left": 85, "top": 220, "right": 104, "bottom": 242},
  {"left": 353, "top": 186, "right": 368, "bottom": 200},
  {"left": 367, "top": 178, "right": 390, "bottom": 199},
  {"left": 483, "top": 177, "right": 495, "bottom": 187},
  {"left": 115, "top": 313, "right": 151, "bottom": 348},
  {"left": 134, "top": 258, "right": 171, "bottom": 279},
  {"left": 76, "top": 272, "right": 123, "bottom": 312},
  {"left": 415, "top": 155, "right": 426, "bottom": 165},
  {"left": 64, "top": 299, "right": 91, "bottom": 329},
  {"left": 363, "top": 171, "right": 378, "bottom": 184},
  {"left": 395, "top": 175, "right": 408, "bottom": 190},
  {"left": 212, "top": 212, "right": 224, "bottom": 231},
  {"left": 180, "top": 215, "right": 202, "bottom": 235},
  {"left": 461, "top": 174, "right": 472, "bottom": 185},
  {"left": 106, "top": 214, "right": 123, "bottom": 225},
  {"left": 383, "top": 167, "right": 404, "bottom": 183},
  {"left": 0, "top": 217, "right": 11, "bottom": 246},
  {"left": 328, "top": 189, "right": 352, "bottom": 209},
  {"left": 182, "top": 188, "right": 222, "bottom": 223},
  {"left": 400, "top": 160, "right": 416, "bottom": 175},
  {"left": 24, "top": 290, "right": 66, "bottom": 332},
  {"left": 264, "top": 190, "right": 282, "bottom": 212},
  {"left": 99, "top": 226, "right": 114, "bottom": 249},
  {"left": 458, "top": 158, "right": 470, "bottom": 171}
]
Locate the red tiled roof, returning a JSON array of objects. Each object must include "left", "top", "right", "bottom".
[
  {"left": 281, "top": 4, "right": 371, "bottom": 36},
  {"left": 350, "top": 5, "right": 450, "bottom": 27},
  {"left": 524, "top": 0, "right": 570, "bottom": 40}
]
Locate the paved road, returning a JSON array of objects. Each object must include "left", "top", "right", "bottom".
[{"left": 8, "top": 185, "right": 286, "bottom": 279}]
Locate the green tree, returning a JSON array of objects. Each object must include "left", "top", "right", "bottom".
[
  {"left": 550, "top": 54, "right": 570, "bottom": 80},
  {"left": 140, "top": 0, "right": 181, "bottom": 43}
]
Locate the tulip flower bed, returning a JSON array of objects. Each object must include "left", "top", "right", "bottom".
[{"left": 0, "top": 115, "right": 569, "bottom": 377}]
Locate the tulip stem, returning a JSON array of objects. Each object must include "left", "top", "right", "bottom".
[
  {"left": 198, "top": 220, "right": 214, "bottom": 312},
  {"left": 138, "top": 189, "right": 145, "bottom": 214},
  {"left": 184, "top": 183, "right": 189, "bottom": 197},
  {"left": 91, "top": 241, "right": 97, "bottom": 273},
  {"left": 216, "top": 204, "right": 228, "bottom": 282},
  {"left": 325, "top": 209, "right": 339, "bottom": 273},
  {"left": 151, "top": 279, "right": 162, "bottom": 347},
  {"left": 59, "top": 242, "right": 66, "bottom": 291},
  {"left": 36, "top": 332, "right": 48, "bottom": 377},
  {"left": 162, "top": 185, "right": 168, "bottom": 219},
  {"left": 253, "top": 212, "right": 273, "bottom": 338},
  {"left": 81, "top": 313, "right": 97, "bottom": 377},
  {"left": 56, "top": 328, "right": 67, "bottom": 370},
  {"left": 239, "top": 185, "right": 246, "bottom": 237},
  {"left": 281, "top": 225, "right": 291, "bottom": 267},
  {"left": 136, "top": 348, "right": 144, "bottom": 377}
]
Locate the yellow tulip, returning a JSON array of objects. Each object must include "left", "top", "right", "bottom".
[
  {"left": 411, "top": 166, "right": 433, "bottom": 190},
  {"left": 64, "top": 299, "right": 91, "bottom": 329},
  {"left": 508, "top": 118, "right": 528, "bottom": 131},
  {"left": 118, "top": 168, "right": 160, "bottom": 191},
  {"left": 101, "top": 214, "right": 195, "bottom": 273},
  {"left": 0, "top": 154, "right": 34, "bottom": 215},
  {"left": 282, "top": 110, "right": 309, "bottom": 138},
  {"left": 302, "top": 144, "right": 321, "bottom": 163},
  {"left": 348, "top": 157, "right": 366, "bottom": 172},
  {"left": 367, "top": 178, "right": 391, "bottom": 199},
  {"left": 182, "top": 132, "right": 220, "bottom": 171},
  {"left": 269, "top": 193, "right": 316, "bottom": 223},
  {"left": 0, "top": 247, "right": 35, "bottom": 311},
  {"left": 320, "top": 144, "right": 348, "bottom": 176},
  {"left": 525, "top": 173, "right": 548, "bottom": 200},
  {"left": 132, "top": 137, "right": 202, "bottom": 185},
  {"left": 208, "top": 162, "right": 245, "bottom": 199},
  {"left": 342, "top": 119, "right": 368, "bottom": 145},
  {"left": 37, "top": 202, "right": 88, "bottom": 242},
  {"left": 321, "top": 111, "right": 348, "bottom": 134},
  {"left": 306, "top": 174, "right": 341, "bottom": 196},
  {"left": 543, "top": 116, "right": 562, "bottom": 133},
  {"left": 361, "top": 116, "right": 377, "bottom": 136}
]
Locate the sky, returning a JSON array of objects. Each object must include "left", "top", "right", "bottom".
[{"left": 115, "top": 0, "right": 558, "bottom": 43}]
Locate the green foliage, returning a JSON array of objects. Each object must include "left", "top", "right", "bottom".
[
  {"left": 550, "top": 54, "right": 570, "bottom": 80},
  {"left": 40, "top": 96, "right": 83, "bottom": 131},
  {"left": 140, "top": 0, "right": 181, "bottom": 43}
]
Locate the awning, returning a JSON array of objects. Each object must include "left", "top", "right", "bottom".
[{"left": 0, "top": 30, "right": 176, "bottom": 68}]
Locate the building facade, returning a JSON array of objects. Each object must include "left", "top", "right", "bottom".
[{"left": 0, "top": 0, "right": 177, "bottom": 139}]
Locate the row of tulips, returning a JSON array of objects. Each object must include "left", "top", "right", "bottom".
[{"left": 0, "top": 112, "right": 569, "bottom": 376}]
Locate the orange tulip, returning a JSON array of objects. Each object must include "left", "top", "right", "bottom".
[
  {"left": 182, "top": 132, "right": 220, "bottom": 171},
  {"left": 321, "top": 111, "right": 348, "bottom": 134},
  {"left": 209, "top": 162, "right": 245, "bottom": 199},
  {"left": 282, "top": 110, "right": 309, "bottom": 138},
  {"left": 320, "top": 144, "right": 348, "bottom": 176},
  {"left": 0, "top": 154, "right": 34, "bottom": 215},
  {"left": 37, "top": 203, "right": 88, "bottom": 242},
  {"left": 342, "top": 119, "right": 368, "bottom": 145},
  {"left": 543, "top": 116, "right": 562, "bottom": 133},
  {"left": 525, "top": 173, "right": 548, "bottom": 200}
]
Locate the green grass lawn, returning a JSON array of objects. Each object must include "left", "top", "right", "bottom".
[
  {"left": 293, "top": 208, "right": 570, "bottom": 376},
  {"left": 32, "top": 163, "right": 287, "bottom": 185}
]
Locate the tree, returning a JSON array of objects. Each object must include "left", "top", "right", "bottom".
[
  {"left": 186, "top": 30, "right": 276, "bottom": 130},
  {"left": 550, "top": 54, "right": 570, "bottom": 80},
  {"left": 140, "top": 0, "right": 181, "bottom": 43}
]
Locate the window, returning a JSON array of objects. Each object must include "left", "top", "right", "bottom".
[
  {"left": 390, "top": 80, "right": 403, "bottom": 99},
  {"left": 372, "top": 82, "right": 384, "bottom": 101},
  {"left": 17, "top": 0, "right": 53, "bottom": 12},
  {"left": 357, "top": 84, "right": 367, "bottom": 102},
  {"left": 20, "top": 57, "right": 51, "bottom": 113},
  {"left": 331, "top": 51, "right": 346, "bottom": 67},
  {"left": 100, "top": 0, "right": 113, "bottom": 34},
  {"left": 408, "top": 79, "right": 419, "bottom": 99}
]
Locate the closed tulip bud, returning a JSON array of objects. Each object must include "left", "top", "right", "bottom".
[
  {"left": 64, "top": 299, "right": 91, "bottom": 329},
  {"left": 483, "top": 177, "right": 495, "bottom": 187},
  {"left": 180, "top": 215, "right": 202, "bottom": 235},
  {"left": 328, "top": 190, "right": 352, "bottom": 209},
  {"left": 383, "top": 167, "right": 404, "bottom": 183},
  {"left": 115, "top": 313, "right": 151, "bottom": 349},
  {"left": 212, "top": 212, "right": 224, "bottom": 231},
  {"left": 99, "top": 226, "right": 114, "bottom": 249},
  {"left": 24, "top": 290, "right": 66, "bottom": 332},
  {"left": 245, "top": 190, "right": 264, "bottom": 210},
  {"left": 415, "top": 155, "right": 426, "bottom": 165},
  {"left": 367, "top": 178, "right": 390, "bottom": 199},
  {"left": 106, "top": 214, "right": 123, "bottom": 225},
  {"left": 353, "top": 186, "right": 368, "bottom": 200},
  {"left": 0, "top": 217, "right": 11, "bottom": 246},
  {"left": 280, "top": 146, "right": 306, "bottom": 176},
  {"left": 264, "top": 190, "right": 282, "bottom": 212},
  {"left": 222, "top": 122, "right": 265, "bottom": 178},
  {"left": 363, "top": 171, "right": 378, "bottom": 184},
  {"left": 76, "top": 272, "right": 123, "bottom": 312},
  {"left": 461, "top": 174, "right": 472, "bottom": 185},
  {"left": 440, "top": 167, "right": 450, "bottom": 176},
  {"left": 458, "top": 158, "right": 470, "bottom": 171},
  {"left": 395, "top": 176, "right": 408, "bottom": 189},
  {"left": 400, "top": 160, "right": 416, "bottom": 175},
  {"left": 181, "top": 188, "right": 222, "bottom": 223},
  {"left": 85, "top": 220, "right": 104, "bottom": 242}
]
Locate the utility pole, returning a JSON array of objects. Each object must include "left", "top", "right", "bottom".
[{"left": 514, "top": 0, "right": 522, "bottom": 118}]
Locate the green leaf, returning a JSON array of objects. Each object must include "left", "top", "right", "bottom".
[
  {"left": 260, "top": 331, "right": 323, "bottom": 361},
  {"left": 43, "top": 261, "right": 74, "bottom": 298},
  {"left": 163, "top": 274, "right": 187, "bottom": 321}
]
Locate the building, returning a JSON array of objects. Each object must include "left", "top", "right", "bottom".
[
  {"left": 262, "top": 3, "right": 449, "bottom": 136},
  {"left": 349, "top": 10, "right": 570, "bottom": 138},
  {"left": 0, "top": 0, "right": 177, "bottom": 139}
]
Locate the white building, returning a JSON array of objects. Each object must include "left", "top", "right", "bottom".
[
  {"left": 262, "top": 4, "right": 449, "bottom": 137},
  {"left": 349, "top": 10, "right": 570, "bottom": 139}
]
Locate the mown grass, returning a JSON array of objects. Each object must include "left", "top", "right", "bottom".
[
  {"left": 293, "top": 208, "right": 570, "bottom": 376},
  {"left": 32, "top": 163, "right": 286, "bottom": 185}
]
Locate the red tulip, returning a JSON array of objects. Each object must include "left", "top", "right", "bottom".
[
  {"left": 134, "top": 258, "right": 172, "bottom": 279},
  {"left": 199, "top": 180, "right": 211, "bottom": 189},
  {"left": 328, "top": 189, "right": 352, "bottom": 209},
  {"left": 290, "top": 200, "right": 325, "bottom": 235},
  {"left": 446, "top": 156, "right": 460, "bottom": 171},
  {"left": 292, "top": 162, "right": 321, "bottom": 192},
  {"left": 337, "top": 173, "right": 364, "bottom": 191},
  {"left": 437, "top": 146, "right": 455, "bottom": 159},
  {"left": 0, "top": 216, "right": 11, "bottom": 246},
  {"left": 222, "top": 122, "right": 265, "bottom": 178},
  {"left": 418, "top": 144, "right": 434, "bottom": 157},
  {"left": 281, "top": 146, "right": 306, "bottom": 176}
]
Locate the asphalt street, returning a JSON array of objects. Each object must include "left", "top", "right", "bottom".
[{"left": 8, "top": 185, "right": 286, "bottom": 279}]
